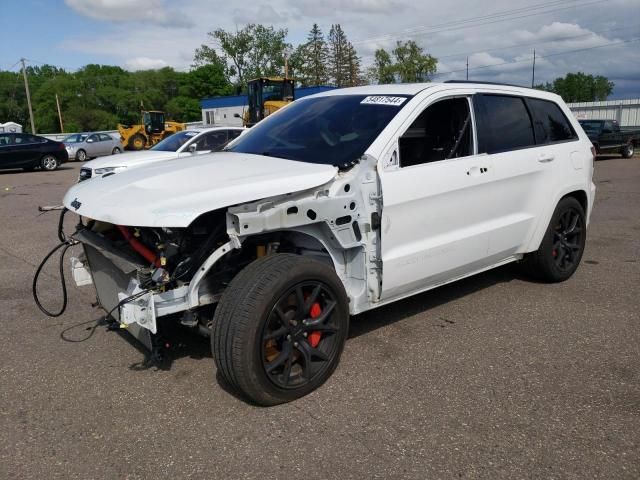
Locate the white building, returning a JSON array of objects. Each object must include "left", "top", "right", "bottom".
[
  {"left": 568, "top": 99, "right": 640, "bottom": 128},
  {"left": 0, "top": 122, "right": 22, "bottom": 133}
]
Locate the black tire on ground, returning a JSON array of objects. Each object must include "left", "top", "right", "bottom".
[
  {"left": 621, "top": 142, "right": 634, "bottom": 159},
  {"left": 76, "top": 149, "right": 87, "bottom": 162},
  {"left": 521, "top": 196, "right": 586, "bottom": 283},
  {"left": 112, "top": 147, "right": 121, "bottom": 155},
  {"left": 128, "top": 134, "right": 146, "bottom": 151},
  {"left": 40, "top": 154, "right": 59, "bottom": 171},
  {"left": 212, "top": 253, "right": 349, "bottom": 406}
]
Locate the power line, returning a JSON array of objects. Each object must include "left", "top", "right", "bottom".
[
  {"left": 431, "top": 37, "right": 640, "bottom": 78},
  {"left": 352, "top": 0, "right": 600, "bottom": 46},
  {"left": 433, "top": 23, "right": 640, "bottom": 61}
]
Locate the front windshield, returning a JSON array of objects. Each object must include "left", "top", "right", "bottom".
[
  {"left": 226, "top": 94, "right": 411, "bottom": 168},
  {"left": 64, "top": 134, "right": 88, "bottom": 143},
  {"left": 150, "top": 130, "right": 199, "bottom": 152}
]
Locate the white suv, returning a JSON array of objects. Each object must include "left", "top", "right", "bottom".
[{"left": 61, "top": 82, "right": 595, "bottom": 405}]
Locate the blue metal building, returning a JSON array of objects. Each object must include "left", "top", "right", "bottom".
[{"left": 200, "top": 86, "right": 336, "bottom": 126}]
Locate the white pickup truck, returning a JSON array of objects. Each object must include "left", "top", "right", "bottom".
[{"left": 60, "top": 82, "right": 596, "bottom": 405}]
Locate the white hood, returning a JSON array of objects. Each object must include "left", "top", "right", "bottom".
[
  {"left": 83, "top": 150, "right": 179, "bottom": 171},
  {"left": 63, "top": 152, "right": 338, "bottom": 227}
]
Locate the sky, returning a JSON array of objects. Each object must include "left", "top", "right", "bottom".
[{"left": 1, "top": 0, "right": 639, "bottom": 98}]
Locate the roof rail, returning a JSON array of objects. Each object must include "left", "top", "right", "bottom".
[{"left": 444, "top": 80, "right": 527, "bottom": 88}]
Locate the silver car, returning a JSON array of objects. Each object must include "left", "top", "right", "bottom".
[{"left": 63, "top": 132, "right": 122, "bottom": 161}]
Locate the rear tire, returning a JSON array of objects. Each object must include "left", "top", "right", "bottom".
[
  {"left": 212, "top": 254, "right": 349, "bottom": 406},
  {"left": 76, "top": 149, "right": 87, "bottom": 162},
  {"left": 621, "top": 143, "right": 634, "bottom": 159},
  {"left": 40, "top": 155, "right": 59, "bottom": 171},
  {"left": 522, "top": 197, "right": 586, "bottom": 283},
  {"left": 112, "top": 147, "right": 121, "bottom": 155}
]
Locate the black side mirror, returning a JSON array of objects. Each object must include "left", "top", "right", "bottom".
[{"left": 234, "top": 113, "right": 241, "bottom": 118}]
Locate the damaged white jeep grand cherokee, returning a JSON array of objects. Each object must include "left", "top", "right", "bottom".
[{"left": 58, "top": 82, "right": 595, "bottom": 405}]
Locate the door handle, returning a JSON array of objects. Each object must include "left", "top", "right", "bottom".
[{"left": 538, "top": 153, "right": 555, "bottom": 163}]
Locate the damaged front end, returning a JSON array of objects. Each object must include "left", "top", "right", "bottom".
[{"left": 69, "top": 211, "right": 235, "bottom": 349}]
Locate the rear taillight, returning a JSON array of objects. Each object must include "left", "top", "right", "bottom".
[{"left": 59, "top": 143, "right": 66, "bottom": 150}]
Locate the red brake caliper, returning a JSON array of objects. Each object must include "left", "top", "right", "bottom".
[{"left": 308, "top": 302, "right": 322, "bottom": 348}]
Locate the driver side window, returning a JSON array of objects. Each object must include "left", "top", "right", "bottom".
[{"left": 399, "top": 97, "right": 474, "bottom": 168}]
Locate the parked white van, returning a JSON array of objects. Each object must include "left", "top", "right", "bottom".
[{"left": 60, "top": 81, "right": 595, "bottom": 405}]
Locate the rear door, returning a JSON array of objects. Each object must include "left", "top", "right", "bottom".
[
  {"left": 85, "top": 134, "right": 101, "bottom": 157},
  {"left": 473, "top": 94, "right": 556, "bottom": 257},
  {"left": 378, "top": 93, "right": 496, "bottom": 300},
  {"left": 99, "top": 133, "right": 115, "bottom": 154},
  {"left": 13, "top": 134, "right": 44, "bottom": 167}
]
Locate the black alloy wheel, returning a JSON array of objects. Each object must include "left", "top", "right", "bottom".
[
  {"left": 522, "top": 196, "right": 586, "bottom": 283},
  {"left": 212, "top": 253, "right": 349, "bottom": 405},
  {"left": 261, "top": 281, "right": 340, "bottom": 390},
  {"left": 551, "top": 208, "right": 584, "bottom": 272}
]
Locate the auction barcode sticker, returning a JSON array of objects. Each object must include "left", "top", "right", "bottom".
[{"left": 361, "top": 96, "right": 407, "bottom": 106}]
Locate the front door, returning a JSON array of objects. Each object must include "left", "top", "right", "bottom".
[{"left": 378, "top": 95, "right": 495, "bottom": 301}]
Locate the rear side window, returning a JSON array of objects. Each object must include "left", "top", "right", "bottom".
[
  {"left": 475, "top": 95, "right": 535, "bottom": 154},
  {"left": 527, "top": 98, "right": 577, "bottom": 143}
]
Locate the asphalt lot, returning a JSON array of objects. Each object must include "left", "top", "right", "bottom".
[{"left": 0, "top": 155, "right": 638, "bottom": 479}]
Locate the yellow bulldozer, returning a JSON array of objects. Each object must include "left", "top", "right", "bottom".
[
  {"left": 243, "top": 77, "right": 295, "bottom": 127},
  {"left": 118, "top": 110, "right": 186, "bottom": 150}
]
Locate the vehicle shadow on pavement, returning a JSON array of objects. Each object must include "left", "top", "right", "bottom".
[
  {"left": 65, "top": 264, "right": 522, "bottom": 375},
  {"left": 0, "top": 166, "right": 75, "bottom": 175},
  {"left": 349, "top": 264, "right": 519, "bottom": 339}
]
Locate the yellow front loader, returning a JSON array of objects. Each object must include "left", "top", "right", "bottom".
[
  {"left": 118, "top": 111, "right": 186, "bottom": 150},
  {"left": 243, "top": 77, "right": 295, "bottom": 127}
]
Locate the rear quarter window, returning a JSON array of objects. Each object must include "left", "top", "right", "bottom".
[
  {"left": 475, "top": 94, "right": 535, "bottom": 154},
  {"left": 527, "top": 98, "right": 577, "bottom": 143}
]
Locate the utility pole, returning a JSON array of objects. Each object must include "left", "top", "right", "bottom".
[
  {"left": 55, "top": 94, "right": 64, "bottom": 133},
  {"left": 466, "top": 56, "right": 469, "bottom": 80},
  {"left": 20, "top": 58, "right": 36, "bottom": 134},
  {"left": 531, "top": 49, "right": 536, "bottom": 88}
]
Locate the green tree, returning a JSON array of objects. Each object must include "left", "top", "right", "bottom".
[
  {"left": 345, "top": 42, "right": 363, "bottom": 86},
  {"left": 196, "top": 24, "right": 290, "bottom": 88},
  {"left": 328, "top": 24, "right": 351, "bottom": 87},
  {"left": 304, "top": 24, "right": 329, "bottom": 86},
  {"left": 391, "top": 40, "right": 437, "bottom": 83},
  {"left": 367, "top": 49, "right": 395, "bottom": 84},
  {"left": 535, "top": 72, "right": 614, "bottom": 102}
]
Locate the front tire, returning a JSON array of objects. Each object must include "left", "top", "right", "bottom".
[
  {"left": 621, "top": 143, "right": 634, "bottom": 159},
  {"left": 76, "top": 149, "right": 87, "bottom": 162},
  {"left": 522, "top": 197, "right": 586, "bottom": 282},
  {"left": 40, "top": 155, "right": 59, "bottom": 171},
  {"left": 128, "top": 134, "right": 146, "bottom": 151},
  {"left": 212, "top": 254, "right": 349, "bottom": 405}
]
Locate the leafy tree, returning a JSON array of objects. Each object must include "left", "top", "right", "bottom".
[
  {"left": 535, "top": 72, "right": 614, "bottom": 102},
  {"left": 289, "top": 43, "right": 311, "bottom": 86},
  {"left": 367, "top": 41, "right": 437, "bottom": 84},
  {"left": 367, "top": 49, "right": 395, "bottom": 84},
  {"left": 196, "top": 24, "right": 289, "bottom": 88},
  {"left": 391, "top": 40, "right": 437, "bottom": 83}
]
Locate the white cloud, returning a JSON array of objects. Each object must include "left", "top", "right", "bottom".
[
  {"left": 57, "top": 0, "right": 640, "bottom": 97},
  {"left": 124, "top": 57, "right": 168, "bottom": 70},
  {"left": 65, "top": 0, "right": 193, "bottom": 27}
]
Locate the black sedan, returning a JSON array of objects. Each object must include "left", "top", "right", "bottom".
[{"left": 0, "top": 133, "right": 69, "bottom": 172}]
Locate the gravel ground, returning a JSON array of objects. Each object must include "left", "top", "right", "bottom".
[{"left": 0, "top": 154, "right": 638, "bottom": 479}]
